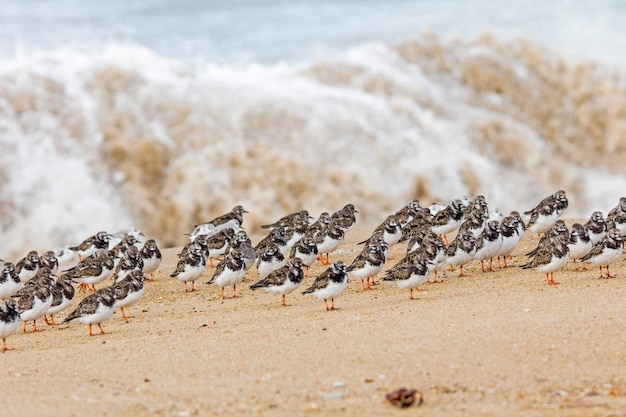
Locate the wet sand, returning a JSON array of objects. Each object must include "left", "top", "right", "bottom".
[{"left": 2, "top": 222, "right": 626, "bottom": 416}]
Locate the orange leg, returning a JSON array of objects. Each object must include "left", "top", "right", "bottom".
[
  {"left": 79, "top": 282, "right": 88, "bottom": 293},
  {"left": 489, "top": 259, "right": 494, "bottom": 272},
  {"left": 22, "top": 321, "right": 27, "bottom": 333},
  {"left": 480, "top": 260, "right": 486, "bottom": 273},
  {"left": 2, "top": 338, "right": 11, "bottom": 352},
  {"left": 221, "top": 287, "right": 226, "bottom": 299},
  {"left": 361, "top": 279, "right": 367, "bottom": 291},
  {"left": 98, "top": 323, "right": 106, "bottom": 334},
  {"left": 88, "top": 324, "right": 94, "bottom": 336},
  {"left": 409, "top": 289, "right": 415, "bottom": 300},
  {"left": 44, "top": 315, "right": 51, "bottom": 325},
  {"left": 209, "top": 258, "right": 215, "bottom": 268},
  {"left": 330, "top": 298, "right": 336, "bottom": 310},
  {"left": 606, "top": 265, "right": 616, "bottom": 278},
  {"left": 232, "top": 285, "right": 239, "bottom": 298},
  {"left": 90, "top": 284, "right": 97, "bottom": 292},
  {"left": 184, "top": 281, "right": 189, "bottom": 292},
  {"left": 32, "top": 320, "right": 38, "bottom": 332},
  {"left": 324, "top": 299, "right": 330, "bottom": 311},
  {"left": 120, "top": 307, "right": 132, "bottom": 321},
  {"left": 458, "top": 266, "right": 465, "bottom": 277},
  {"left": 599, "top": 266, "right": 605, "bottom": 279},
  {"left": 443, "top": 235, "right": 449, "bottom": 245},
  {"left": 191, "top": 281, "right": 196, "bottom": 291},
  {"left": 281, "top": 295, "right": 289, "bottom": 307}
]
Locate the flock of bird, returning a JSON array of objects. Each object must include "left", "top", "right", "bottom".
[{"left": 1, "top": 190, "right": 625, "bottom": 352}]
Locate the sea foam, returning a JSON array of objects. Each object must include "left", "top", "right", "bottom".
[{"left": 1, "top": 33, "right": 626, "bottom": 259}]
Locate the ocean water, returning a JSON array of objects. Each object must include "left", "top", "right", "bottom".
[{"left": 2, "top": 0, "right": 626, "bottom": 258}]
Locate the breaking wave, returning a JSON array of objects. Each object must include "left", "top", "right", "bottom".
[{"left": 2, "top": 32, "right": 626, "bottom": 258}]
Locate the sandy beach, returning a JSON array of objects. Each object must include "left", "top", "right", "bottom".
[{"left": 2, "top": 221, "right": 626, "bottom": 417}]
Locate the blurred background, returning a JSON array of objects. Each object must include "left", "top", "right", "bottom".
[{"left": 2, "top": 0, "right": 626, "bottom": 257}]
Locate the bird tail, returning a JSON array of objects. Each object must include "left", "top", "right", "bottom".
[
  {"left": 63, "top": 310, "right": 78, "bottom": 323},
  {"left": 519, "top": 260, "right": 533, "bottom": 269},
  {"left": 249, "top": 282, "right": 263, "bottom": 290},
  {"left": 381, "top": 273, "right": 395, "bottom": 281}
]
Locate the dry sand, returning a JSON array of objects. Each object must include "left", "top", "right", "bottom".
[{"left": 3, "top": 221, "right": 626, "bottom": 417}]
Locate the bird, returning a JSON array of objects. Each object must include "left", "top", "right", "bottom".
[
  {"left": 607, "top": 197, "right": 626, "bottom": 236},
  {"left": 140, "top": 239, "right": 162, "bottom": 280},
  {"left": 580, "top": 228, "right": 624, "bottom": 279},
  {"left": 331, "top": 203, "right": 358, "bottom": 231},
  {"left": 249, "top": 257, "right": 305, "bottom": 306},
  {"left": 63, "top": 286, "right": 117, "bottom": 336},
  {"left": 0, "top": 262, "right": 22, "bottom": 299},
  {"left": 457, "top": 209, "right": 487, "bottom": 239},
  {"left": 65, "top": 249, "right": 115, "bottom": 292},
  {"left": 189, "top": 218, "right": 241, "bottom": 242},
  {"left": 260, "top": 209, "right": 311, "bottom": 230},
  {"left": 39, "top": 251, "right": 59, "bottom": 275},
  {"left": 394, "top": 199, "right": 422, "bottom": 227},
  {"left": 228, "top": 230, "right": 257, "bottom": 271},
  {"left": 283, "top": 217, "right": 311, "bottom": 252},
  {"left": 495, "top": 215, "right": 523, "bottom": 267},
  {"left": 254, "top": 226, "right": 288, "bottom": 257},
  {"left": 170, "top": 243, "right": 206, "bottom": 292},
  {"left": 524, "top": 190, "right": 567, "bottom": 237},
  {"left": 179, "top": 234, "right": 210, "bottom": 262},
  {"left": 0, "top": 299, "right": 20, "bottom": 351},
  {"left": 407, "top": 236, "right": 447, "bottom": 282},
  {"left": 525, "top": 220, "right": 569, "bottom": 258},
  {"left": 201, "top": 228, "right": 236, "bottom": 268},
  {"left": 289, "top": 234, "right": 318, "bottom": 276},
  {"left": 304, "top": 212, "right": 331, "bottom": 239},
  {"left": 445, "top": 231, "right": 477, "bottom": 277},
  {"left": 109, "top": 234, "right": 140, "bottom": 263},
  {"left": 474, "top": 220, "right": 503, "bottom": 272},
  {"left": 15, "top": 250, "right": 40, "bottom": 283},
  {"left": 68, "top": 231, "right": 111, "bottom": 261},
  {"left": 520, "top": 235, "right": 569, "bottom": 285},
  {"left": 314, "top": 218, "right": 345, "bottom": 265},
  {"left": 189, "top": 205, "right": 248, "bottom": 241},
  {"left": 112, "top": 270, "right": 145, "bottom": 321},
  {"left": 347, "top": 239, "right": 387, "bottom": 290},
  {"left": 112, "top": 245, "right": 144, "bottom": 283},
  {"left": 302, "top": 261, "right": 349, "bottom": 311},
  {"left": 360, "top": 215, "right": 402, "bottom": 247},
  {"left": 583, "top": 211, "right": 607, "bottom": 245},
  {"left": 382, "top": 258, "right": 433, "bottom": 300},
  {"left": 256, "top": 242, "right": 286, "bottom": 279},
  {"left": 207, "top": 249, "right": 247, "bottom": 299},
  {"left": 567, "top": 223, "right": 593, "bottom": 270},
  {"left": 44, "top": 273, "right": 76, "bottom": 326},
  {"left": 17, "top": 275, "right": 53, "bottom": 333},
  {"left": 431, "top": 199, "right": 465, "bottom": 244}
]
